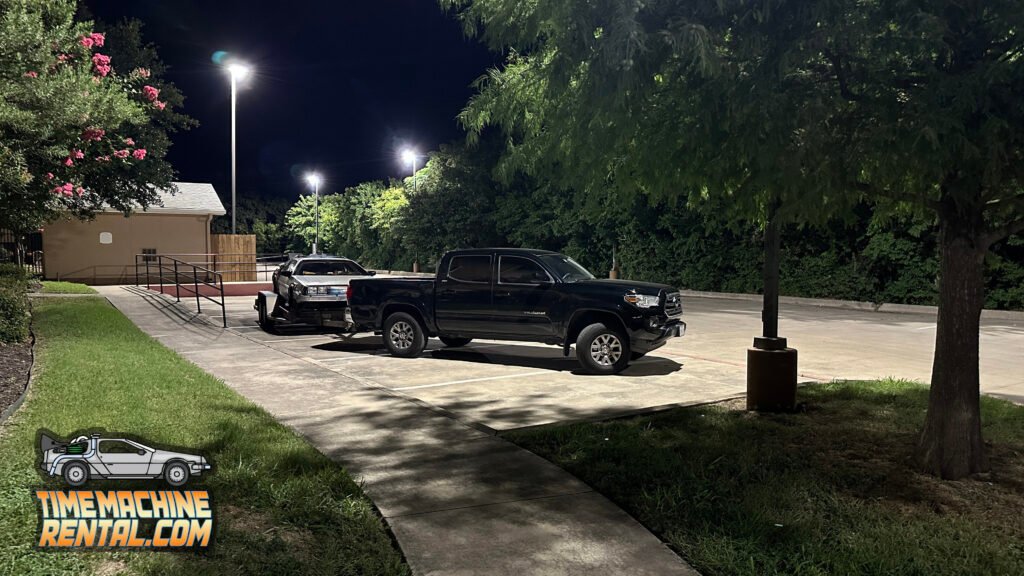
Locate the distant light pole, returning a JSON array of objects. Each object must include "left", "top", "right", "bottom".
[
  {"left": 400, "top": 149, "right": 420, "bottom": 271},
  {"left": 305, "top": 173, "right": 323, "bottom": 254},
  {"left": 401, "top": 149, "right": 419, "bottom": 192},
  {"left": 226, "top": 62, "right": 251, "bottom": 234}
]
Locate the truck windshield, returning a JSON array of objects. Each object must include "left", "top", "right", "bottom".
[
  {"left": 295, "top": 260, "right": 367, "bottom": 276},
  {"left": 538, "top": 255, "right": 595, "bottom": 283}
]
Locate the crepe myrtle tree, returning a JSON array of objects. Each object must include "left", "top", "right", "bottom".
[
  {"left": 445, "top": 0, "right": 1024, "bottom": 479},
  {"left": 0, "top": 0, "right": 177, "bottom": 248}
]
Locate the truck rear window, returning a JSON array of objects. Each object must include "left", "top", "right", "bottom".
[{"left": 448, "top": 255, "right": 492, "bottom": 284}]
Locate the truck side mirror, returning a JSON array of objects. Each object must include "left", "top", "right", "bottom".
[{"left": 368, "top": 271, "right": 377, "bottom": 276}]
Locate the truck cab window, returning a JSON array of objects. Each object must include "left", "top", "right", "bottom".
[
  {"left": 448, "top": 255, "right": 492, "bottom": 284},
  {"left": 499, "top": 257, "right": 550, "bottom": 285}
]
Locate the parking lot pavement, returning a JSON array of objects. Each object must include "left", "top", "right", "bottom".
[{"left": 209, "top": 291, "right": 1024, "bottom": 431}]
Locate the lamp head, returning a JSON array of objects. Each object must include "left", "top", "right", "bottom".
[
  {"left": 227, "top": 63, "right": 251, "bottom": 80},
  {"left": 401, "top": 149, "right": 418, "bottom": 166},
  {"left": 305, "top": 173, "right": 322, "bottom": 188}
]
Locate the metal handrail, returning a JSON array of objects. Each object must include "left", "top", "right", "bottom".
[
  {"left": 136, "top": 252, "right": 289, "bottom": 282},
  {"left": 135, "top": 254, "right": 227, "bottom": 328}
]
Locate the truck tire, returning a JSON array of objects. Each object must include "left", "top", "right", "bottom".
[
  {"left": 383, "top": 312, "right": 427, "bottom": 358},
  {"left": 440, "top": 336, "right": 472, "bottom": 348},
  {"left": 62, "top": 461, "right": 89, "bottom": 487},
  {"left": 257, "top": 297, "right": 275, "bottom": 333},
  {"left": 164, "top": 461, "right": 190, "bottom": 488},
  {"left": 576, "top": 323, "right": 631, "bottom": 375}
]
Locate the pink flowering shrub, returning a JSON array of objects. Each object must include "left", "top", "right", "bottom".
[
  {"left": 92, "top": 53, "right": 111, "bottom": 77},
  {"left": 90, "top": 33, "right": 104, "bottom": 47},
  {"left": 134, "top": 67, "right": 151, "bottom": 78},
  {"left": 142, "top": 85, "right": 160, "bottom": 102},
  {"left": 81, "top": 127, "right": 105, "bottom": 141},
  {"left": 113, "top": 149, "right": 129, "bottom": 159},
  {"left": 71, "top": 149, "right": 84, "bottom": 160},
  {"left": 132, "top": 149, "right": 147, "bottom": 160},
  {"left": 154, "top": 101, "right": 166, "bottom": 111},
  {"left": 124, "top": 137, "right": 135, "bottom": 146}
]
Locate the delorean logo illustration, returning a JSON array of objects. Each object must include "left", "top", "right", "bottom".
[
  {"left": 35, "top": 431, "right": 214, "bottom": 549},
  {"left": 40, "top": 432, "right": 211, "bottom": 487}
]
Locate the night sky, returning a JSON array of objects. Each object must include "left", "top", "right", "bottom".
[{"left": 82, "top": 0, "right": 497, "bottom": 202}]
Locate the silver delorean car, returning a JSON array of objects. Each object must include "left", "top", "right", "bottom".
[{"left": 40, "top": 433, "right": 210, "bottom": 487}]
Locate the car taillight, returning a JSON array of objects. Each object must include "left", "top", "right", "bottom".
[{"left": 346, "top": 285, "right": 354, "bottom": 301}]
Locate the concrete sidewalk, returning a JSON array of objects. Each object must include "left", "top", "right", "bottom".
[{"left": 97, "top": 286, "right": 696, "bottom": 576}]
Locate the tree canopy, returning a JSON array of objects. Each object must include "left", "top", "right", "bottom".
[{"left": 0, "top": 0, "right": 184, "bottom": 234}]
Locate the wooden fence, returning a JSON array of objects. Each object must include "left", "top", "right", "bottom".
[{"left": 211, "top": 234, "right": 256, "bottom": 282}]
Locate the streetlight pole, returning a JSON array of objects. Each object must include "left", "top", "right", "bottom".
[
  {"left": 313, "top": 178, "right": 320, "bottom": 254},
  {"left": 226, "top": 63, "right": 250, "bottom": 235},
  {"left": 305, "top": 173, "right": 323, "bottom": 255},
  {"left": 230, "top": 72, "right": 237, "bottom": 234}
]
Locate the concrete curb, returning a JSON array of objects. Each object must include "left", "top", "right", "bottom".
[{"left": 680, "top": 290, "right": 1024, "bottom": 321}]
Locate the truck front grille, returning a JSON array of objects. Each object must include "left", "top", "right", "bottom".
[{"left": 664, "top": 292, "right": 683, "bottom": 317}]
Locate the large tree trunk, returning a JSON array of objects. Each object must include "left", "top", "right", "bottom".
[{"left": 915, "top": 212, "right": 989, "bottom": 479}]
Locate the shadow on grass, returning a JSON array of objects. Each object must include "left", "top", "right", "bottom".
[{"left": 507, "top": 380, "right": 1024, "bottom": 576}]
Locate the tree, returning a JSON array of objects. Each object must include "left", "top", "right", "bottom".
[
  {"left": 0, "top": 0, "right": 177, "bottom": 240},
  {"left": 445, "top": 0, "right": 1024, "bottom": 478}
]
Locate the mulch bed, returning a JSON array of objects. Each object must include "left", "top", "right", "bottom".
[{"left": 0, "top": 339, "right": 32, "bottom": 419}]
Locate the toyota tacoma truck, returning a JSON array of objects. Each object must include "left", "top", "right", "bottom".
[
  {"left": 255, "top": 255, "right": 374, "bottom": 332},
  {"left": 346, "top": 248, "right": 685, "bottom": 374}
]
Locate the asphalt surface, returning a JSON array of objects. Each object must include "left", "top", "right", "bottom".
[{"left": 213, "top": 293, "right": 1024, "bottom": 432}]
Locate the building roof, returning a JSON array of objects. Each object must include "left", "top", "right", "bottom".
[{"left": 101, "top": 182, "right": 226, "bottom": 216}]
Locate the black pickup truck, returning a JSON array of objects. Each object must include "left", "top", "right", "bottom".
[{"left": 346, "top": 248, "right": 685, "bottom": 374}]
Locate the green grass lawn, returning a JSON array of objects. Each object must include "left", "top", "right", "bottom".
[
  {"left": 38, "top": 281, "right": 97, "bottom": 294},
  {"left": 0, "top": 298, "right": 408, "bottom": 576},
  {"left": 508, "top": 380, "right": 1024, "bottom": 576}
]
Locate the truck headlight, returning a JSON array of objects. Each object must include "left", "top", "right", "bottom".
[{"left": 624, "top": 293, "right": 660, "bottom": 308}]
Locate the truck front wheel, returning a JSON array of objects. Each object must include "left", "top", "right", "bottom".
[
  {"left": 576, "top": 323, "right": 631, "bottom": 375},
  {"left": 383, "top": 312, "right": 427, "bottom": 358}
]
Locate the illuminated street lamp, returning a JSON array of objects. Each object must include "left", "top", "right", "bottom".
[
  {"left": 305, "top": 173, "right": 323, "bottom": 254},
  {"left": 225, "top": 62, "right": 251, "bottom": 234},
  {"left": 401, "top": 148, "right": 420, "bottom": 192}
]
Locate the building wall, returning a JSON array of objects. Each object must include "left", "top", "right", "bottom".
[{"left": 42, "top": 213, "right": 212, "bottom": 284}]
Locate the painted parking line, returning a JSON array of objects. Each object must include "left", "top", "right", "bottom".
[{"left": 392, "top": 370, "right": 554, "bottom": 392}]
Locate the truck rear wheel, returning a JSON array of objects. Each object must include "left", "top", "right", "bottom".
[
  {"left": 440, "top": 336, "right": 472, "bottom": 348},
  {"left": 576, "top": 323, "right": 631, "bottom": 375},
  {"left": 383, "top": 312, "right": 427, "bottom": 358}
]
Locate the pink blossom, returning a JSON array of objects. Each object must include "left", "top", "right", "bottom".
[
  {"left": 90, "top": 33, "right": 105, "bottom": 48},
  {"left": 142, "top": 85, "right": 160, "bottom": 102},
  {"left": 72, "top": 149, "right": 85, "bottom": 160},
  {"left": 61, "top": 183, "right": 74, "bottom": 197},
  {"left": 134, "top": 67, "right": 151, "bottom": 78},
  {"left": 132, "top": 148, "right": 147, "bottom": 160},
  {"left": 51, "top": 186, "right": 63, "bottom": 195},
  {"left": 75, "top": 186, "right": 85, "bottom": 196},
  {"left": 63, "top": 157, "right": 74, "bottom": 167},
  {"left": 95, "top": 155, "right": 111, "bottom": 162},
  {"left": 79, "top": 35, "right": 94, "bottom": 49},
  {"left": 124, "top": 137, "right": 135, "bottom": 146},
  {"left": 57, "top": 53, "right": 70, "bottom": 63},
  {"left": 24, "top": 71, "right": 38, "bottom": 78},
  {"left": 82, "top": 127, "right": 105, "bottom": 141},
  {"left": 46, "top": 172, "right": 54, "bottom": 180},
  {"left": 92, "top": 53, "right": 111, "bottom": 77},
  {"left": 113, "top": 149, "right": 130, "bottom": 159},
  {"left": 154, "top": 101, "right": 166, "bottom": 111}
]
